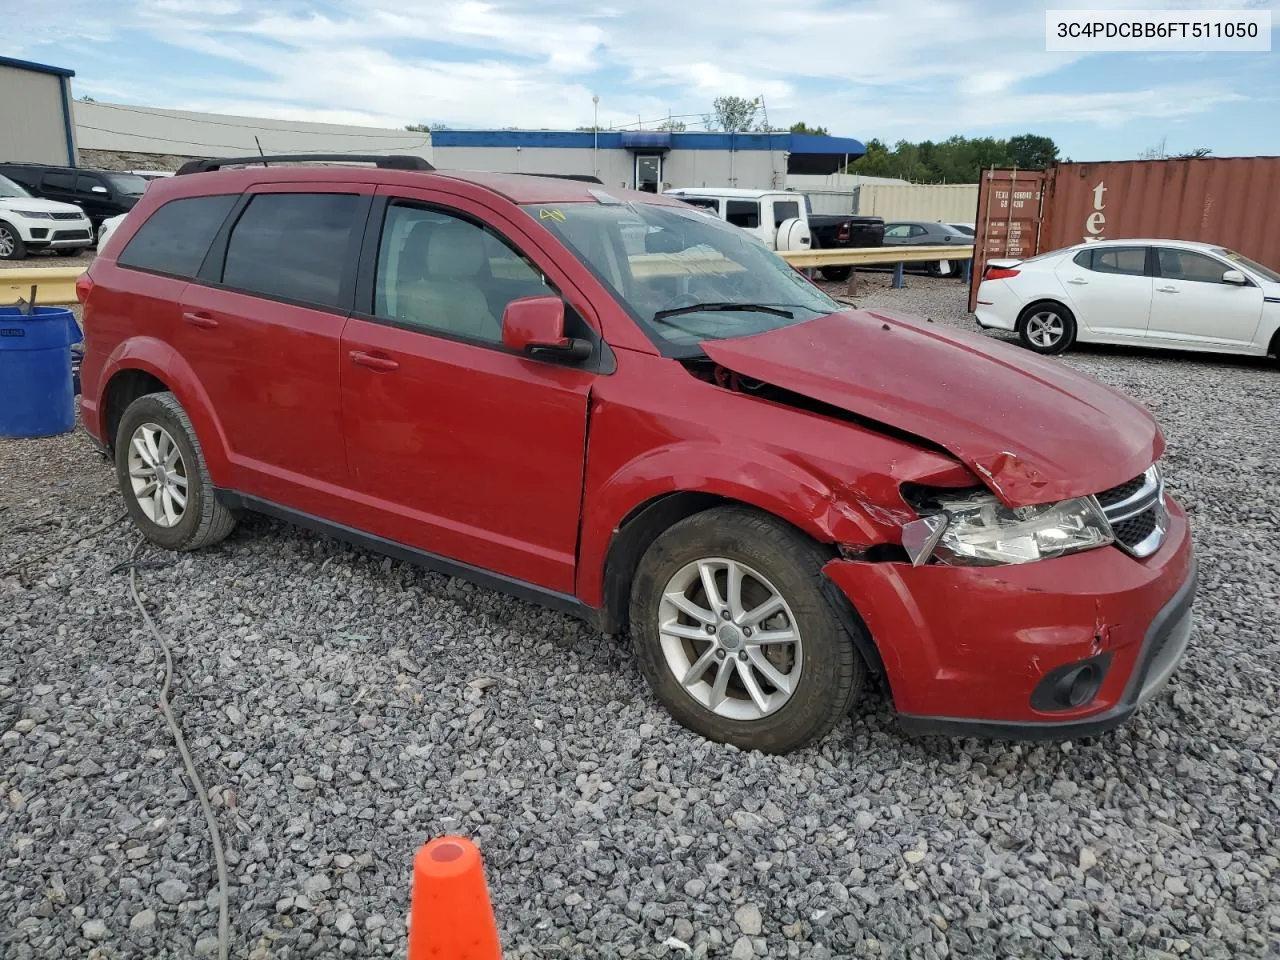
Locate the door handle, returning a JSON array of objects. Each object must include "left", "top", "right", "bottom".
[
  {"left": 1066, "top": 278, "right": 1089, "bottom": 285},
  {"left": 182, "top": 311, "right": 219, "bottom": 329},
  {"left": 1156, "top": 285, "right": 1179, "bottom": 294},
  {"left": 349, "top": 350, "right": 399, "bottom": 372}
]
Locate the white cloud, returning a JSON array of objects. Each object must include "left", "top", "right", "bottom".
[{"left": 9, "top": 0, "right": 1268, "bottom": 146}]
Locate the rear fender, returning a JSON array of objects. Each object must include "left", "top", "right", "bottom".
[{"left": 97, "top": 337, "right": 233, "bottom": 486}]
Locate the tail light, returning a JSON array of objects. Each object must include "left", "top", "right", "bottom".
[
  {"left": 983, "top": 266, "right": 1020, "bottom": 281},
  {"left": 75, "top": 272, "right": 95, "bottom": 305},
  {"left": 837, "top": 221, "right": 851, "bottom": 242}
]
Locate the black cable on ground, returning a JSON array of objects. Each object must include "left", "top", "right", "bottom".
[{"left": 126, "top": 540, "right": 230, "bottom": 960}]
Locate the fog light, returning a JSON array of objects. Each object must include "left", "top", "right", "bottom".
[
  {"left": 1030, "top": 653, "right": 1112, "bottom": 712},
  {"left": 30, "top": 228, "right": 48, "bottom": 239}
]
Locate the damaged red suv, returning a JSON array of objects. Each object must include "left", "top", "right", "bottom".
[{"left": 79, "top": 156, "right": 1196, "bottom": 753}]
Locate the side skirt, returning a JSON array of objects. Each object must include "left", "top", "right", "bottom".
[{"left": 215, "top": 489, "right": 602, "bottom": 629}]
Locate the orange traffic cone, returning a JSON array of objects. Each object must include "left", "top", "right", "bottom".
[{"left": 408, "top": 836, "right": 502, "bottom": 960}]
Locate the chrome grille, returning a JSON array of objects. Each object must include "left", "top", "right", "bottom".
[{"left": 1094, "top": 465, "right": 1167, "bottom": 558}]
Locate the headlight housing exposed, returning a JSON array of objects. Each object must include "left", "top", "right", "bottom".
[{"left": 901, "top": 488, "right": 1114, "bottom": 566}]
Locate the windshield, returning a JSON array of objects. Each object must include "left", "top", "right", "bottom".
[
  {"left": 1216, "top": 247, "right": 1280, "bottom": 283},
  {"left": 523, "top": 200, "right": 841, "bottom": 354},
  {"left": 0, "top": 174, "right": 32, "bottom": 199},
  {"left": 105, "top": 173, "right": 149, "bottom": 196}
]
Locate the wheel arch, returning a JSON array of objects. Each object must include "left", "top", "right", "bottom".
[{"left": 594, "top": 491, "right": 890, "bottom": 694}]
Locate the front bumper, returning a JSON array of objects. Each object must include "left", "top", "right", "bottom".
[{"left": 823, "top": 497, "right": 1196, "bottom": 739}]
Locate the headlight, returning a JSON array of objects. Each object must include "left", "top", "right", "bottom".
[
  {"left": 901, "top": 489, "right": 1113, "bottom": 566},
  {"left": 12, "top": 210, "right": 53, "bottom": 219}
]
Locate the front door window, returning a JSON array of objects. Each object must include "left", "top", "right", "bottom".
[{"left": 635, "top": 155, "right": 662, "bottom": 193}]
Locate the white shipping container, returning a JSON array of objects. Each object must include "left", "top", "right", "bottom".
[
  {"left": 800, "top": 190, "right": 858, "bottom": 215},
  {"left": 852, "top": 183, "right": 979, "bottom": 224}
]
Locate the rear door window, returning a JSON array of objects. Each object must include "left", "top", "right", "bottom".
[
  {"left": 117, "top": 195, "right": 238, "bottom": 278},
  {"left": 1090, "top": 247, "right": 1148, "bottom": 276},
  {"left": 725, "top": 200, "right": 760, "bottom": 229},
  {"left": 42, "top": 172, "right": 75, "bottom": 191},
  {"left": 222, "top": 192, "right": 362, "bottom": 309},
  {"left": 771, "top": 200, "right": 800, "bottom": 227}
]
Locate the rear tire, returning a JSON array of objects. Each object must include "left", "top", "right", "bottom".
[
  {"left": 1017, "top": 301, "right": 1077, "bottom": 355},
  {"left": 0, "top": 221, "right": 26, "bottom": 260},
  {"left": 115, "top": 392, "right": 237, "bottom": 551},
  {"left": 629, "top": 506, "right": 863, "bottom": 753},
  {"left": 820, "top": 265, "right": 852, "bottom": 282}
]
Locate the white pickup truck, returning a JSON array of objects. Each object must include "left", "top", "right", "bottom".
[{"left": 662, "top": 188, "right": 813, "bottom": 252}]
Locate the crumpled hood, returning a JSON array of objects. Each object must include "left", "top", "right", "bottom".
[{"left": 701, "top": 309, "right": 1164, "bottom": 506}]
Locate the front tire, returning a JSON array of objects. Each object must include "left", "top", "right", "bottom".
[
  {"left": 0, "top": 221, "right": 27, "bottom": 260},
  {"left": 114, "top": 392, "right": 236, "bottom": 551},
  {"left": 629, "top": 506, "right": 864, "bottom": 753},
  {"left": 1017, "top": 301, "right": 1077, "bottom": 355}
]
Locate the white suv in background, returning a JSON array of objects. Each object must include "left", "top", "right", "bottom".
[
  {"left": 663, "top": 187, "right": 812, "bottom": 252},
  {"left": 0, "top": 173, "right": 95, "bottom": 259}
]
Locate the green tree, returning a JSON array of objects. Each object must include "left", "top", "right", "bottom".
[
  {"left": 789, "top": 121, "right": 829, "bottom": 136},
  {"left": 405, "top": 123, "right": 446, "bottom": 132},
  {"left": 709, "top": 96, "right": 761, "bottom": 132},
  {"left": 1007, "top": 133, "right": 1059, "bottom": 170},
  {"left": 656, "top": 118, "right": 687, "bottom": 132}
]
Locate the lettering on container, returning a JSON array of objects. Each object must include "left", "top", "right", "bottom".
[{"left": 1084, "top": 182, "right": 1107, "bottom": 239}]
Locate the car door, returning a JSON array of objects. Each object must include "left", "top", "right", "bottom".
[
  {"left": 178, "top": 183, "right": 371, "bottom": 510},
  {"left": 75, "top": 173, "right": 115, "bottom": 224},
  {"left": 725, "top": 200, "right": 768, "bottom": 246},
  {"left": 882, "top": 223, "right": 913, "bottom": 246},
  {"left": 40, "top": 171, "right": 78, "bottom": 207},
  {"left": 1146, "top": 247, "right": 1265, "bottom": 349},
  {"left": 338, "top": 188, "right": 599, "bottom": 593},
  {"left": 1054, "top": 245, "right": 1154, "bottom": 340}
]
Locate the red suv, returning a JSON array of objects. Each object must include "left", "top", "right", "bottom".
[{"left": 78, "top": 155, "right": 1196, "bottom": 753}]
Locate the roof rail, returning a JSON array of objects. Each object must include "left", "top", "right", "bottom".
[
  {"left": 175, "top": 154, "right": 434, "bottom": 175},
  {"left": 498, "top": 173, "right": 603, "bottom": 183}
]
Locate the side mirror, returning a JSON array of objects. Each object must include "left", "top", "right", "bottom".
[
  {"left": 90, "top": 185, "right": 109, "bottom": 194},
  {"left": 501, "top": 296, "right": 591, "bottom": 362},
  {"left": 1221, "top": 269, "right": 1248, "bottom": 285}
]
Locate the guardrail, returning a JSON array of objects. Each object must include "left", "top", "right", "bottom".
[
  {"left": 2, "top": 243, "right": 976, "bottom": 308},
  {"left": 779, "top": 244, "right": 975, "bottom": 294},
  {"left": 1, "top": 266, "right": 86, "bottom": 308}
]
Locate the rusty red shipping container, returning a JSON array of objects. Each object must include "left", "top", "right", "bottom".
[{"left": 969, "top": 157, "right": 1280, "bottom": 310}]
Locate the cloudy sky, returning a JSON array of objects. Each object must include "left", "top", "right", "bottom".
[{"left": 11, "top": 0, "right": 1278, "bottom": 160}]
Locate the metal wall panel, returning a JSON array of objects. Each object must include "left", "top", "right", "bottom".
[
  {"left": 0, "top": 65, "right": 73, "bottom": 164},
  {"left": 852, "top": 183, "right": 980, "bottom": 223}
]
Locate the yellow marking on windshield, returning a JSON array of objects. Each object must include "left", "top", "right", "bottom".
[{"left": 539, "top": 208, "right": 567, "bottom": 222}]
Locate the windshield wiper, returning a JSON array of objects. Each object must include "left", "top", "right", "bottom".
[{"left": 652, "top": 302, "right": 795, "bottom": 322}]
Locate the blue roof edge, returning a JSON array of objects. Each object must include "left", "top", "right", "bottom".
[{"left": 0, "top": 54, "right": 75, "bottom": 78}]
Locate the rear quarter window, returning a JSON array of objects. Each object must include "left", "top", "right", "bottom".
[
  {"left": 117, "top": 194, "right": 238, "bottom": 278},
  {"left": 725, "top": 200, "right": 761, "bottom": 229}
]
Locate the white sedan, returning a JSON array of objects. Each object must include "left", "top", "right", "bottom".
[{"left": 974, "top": 238, "right": 1280, "bottom": 361}]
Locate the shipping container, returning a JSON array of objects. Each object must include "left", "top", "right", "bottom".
[
  {"left": 969, "top": 157, "right": 1280, "bottom": 310},
  {"left": 852, "top": 183, "right": 980, "bottom": 225}
]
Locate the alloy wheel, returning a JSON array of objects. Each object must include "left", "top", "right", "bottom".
[
  {"left": 0, "top": 227, "right": 14, "bottom": 258},
  {"left": 1026, "top": 310, "right": 1065, "bottom": 348},
  {"left": 657, "top": 557, "right": 803, "bottom": 721},
  {"left": 127, "top": 422, "right": 188, "bottom": 527}
]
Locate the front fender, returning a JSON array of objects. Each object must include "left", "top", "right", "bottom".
[
  {"left": 95, "top": 337, "right": 234, "bottom": 487},
  {"left": 575, "top": 439, "right": 891, "bottom": 607}
]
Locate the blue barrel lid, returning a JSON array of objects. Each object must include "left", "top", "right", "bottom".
[{"left": 0, "top": 306, "right": 82, "bottom": 352}]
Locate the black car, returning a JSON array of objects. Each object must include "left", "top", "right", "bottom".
[{"left": 0, "top": 163, "right": 149, "bottom": 229}]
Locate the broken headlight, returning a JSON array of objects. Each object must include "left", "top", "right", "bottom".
[{"left": 901, "top": 489, "right": 1113, "bottom": 567}]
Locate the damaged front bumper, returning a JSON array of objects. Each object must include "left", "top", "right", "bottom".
[{"left": 822, "top": 497, "right": 1196, "bottom": 739}]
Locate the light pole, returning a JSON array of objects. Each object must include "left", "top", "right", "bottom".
[{"left": 592, "top": 95, "right": 600, "bottom": 179}]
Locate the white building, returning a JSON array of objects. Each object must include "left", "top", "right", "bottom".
[
  {"left": 74, "top": 100, "right": 433, "bottom": 167},
  {"left": 430, "top": 130, "right": 867, "bottom": 192}
]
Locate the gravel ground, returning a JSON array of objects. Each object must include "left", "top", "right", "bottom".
[
  {"left": 3, "top": 276, "right": 1279, "bottom": 959},
  {"left": 0, "top": 248, "right": 95, "bottom": 271}
]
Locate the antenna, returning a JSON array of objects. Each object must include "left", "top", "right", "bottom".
[{"left": 254, "top": 136, "right": 267, "bottom": 167}]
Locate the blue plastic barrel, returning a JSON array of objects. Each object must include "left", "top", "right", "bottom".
[{"left": 0, "top": 306, "right": 84, "bottom": 438}]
